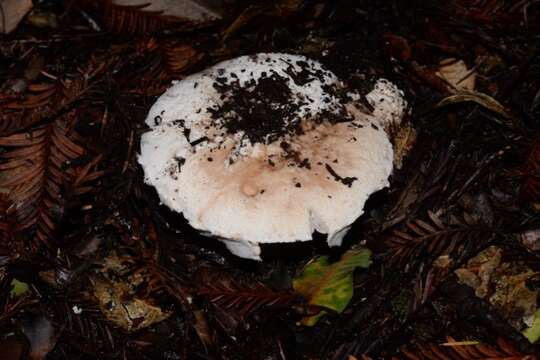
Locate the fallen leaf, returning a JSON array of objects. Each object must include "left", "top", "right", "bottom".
[
  {"left": 455, "top": 246, "right": 540, "bottom": 331},
  {"left": 459, "top": 193, "right": 495, "bottom": 226},
  {"left": 523, "top": 308, "right": 540, "bottom": 343},
  {"left": 93, "top": 277, "right": 170, "bottom": 331},
  {"left": 436, "top": 58, "right": 476, "bottom": 92},
  {"left": 21, "top": 315, "right": 57, "bottom": 360},
  {"left": 0, "top": 0, "right": 32, "bottom": 34},
  {"left": 10, "top": 279, "right": 30, "bottom": 298},
  {"left": 392, "top": 123, "right": 416, "bottom": 169},
  {"left": 112, "top": 0, "right": 222, "bottom": 22},
  {"left": 436, "top": 90, "right": 511, "bottom": 119},
  {"left": 521, "top": 229, "right": 540, "bottom": 251},
  {"left": 455, "top": 246, "right": 502, "bottom": 298},
  {"left": 192, "top": 308, "right": 214, "bottom": 349},
  {"left": 26, "top": 11, "right": 59, "bottom": 29},
  {"left": 293, "top": 248, "right": 372, "bottom": 326},
  {"left": 433, "top": 255, "right": 452, "bottom": 270},
  {"left": 91, "top": 252, "right": 170, "bottom": 331},
  {"left": 490, "top": 266, "right": 538, "bottom": 329},
  {"left": 475, "top": 53, "right": 505, "bottom": 76}
]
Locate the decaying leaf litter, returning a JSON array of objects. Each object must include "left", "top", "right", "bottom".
[{"left": 0, "top": 0, "right": 539, "bottom": 359}]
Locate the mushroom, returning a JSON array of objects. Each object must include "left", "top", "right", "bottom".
[{"left": 138, "top": 53, "right": 407, "bottom": 260}]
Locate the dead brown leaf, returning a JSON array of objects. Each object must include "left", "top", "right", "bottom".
[
  {"left": 0, "top": 0, "right": 32, "bottom": 34},
  {"left": 393, "top": 123, "right": 417, "bottom": 169},
  {"left": 91, "top": 252, "right": 170, "bottom": 331},
  {"left": 112, "top": 0, "right": 222, "bottom": 21},
  {"left": 521, "top": 229, "right": 540, "bottom": 252},
  {"left": 436, "top": 90, "right": 511, "bottom": 119},
  {"left": 436, "top": 58, "right": 476, "bottom": 92},
  {"left": 455, "top": 246, "right": 540, "bottom": 330}
]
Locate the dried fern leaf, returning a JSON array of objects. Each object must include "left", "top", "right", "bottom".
[
  {"left": 0, "top": 114, "right": 87, "bottom": 249},
  {"left": 159, "top": 41, "right": 203, "bottom": 76},
  {"left": 386, "top": 212, "right": 489, "bottom": 267},
  {"left": 197, "top": 276, "right": 298, "bottom": 317},
  {"left": 49, "top": 297, "right": 116, "bottom": 352},
  {"left": 0, "top": 56, "right": 115, "bottom": 137},
  {"left": 400, "top": 336, "right": 536, "bottom": 360},
  {"left": 0, "top": 195, "right": 15, "bottom": 246},
  {"left": 448, "top": 0, "right": 539, "bottom": 29}
]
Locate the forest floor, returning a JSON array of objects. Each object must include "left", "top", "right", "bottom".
[{"left": 1, "top": 0, "right": 540, "bottom": 359}]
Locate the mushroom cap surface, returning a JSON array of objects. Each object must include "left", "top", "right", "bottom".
[{"left": 139, "top": 53, "right": 406, "bottom": 260}]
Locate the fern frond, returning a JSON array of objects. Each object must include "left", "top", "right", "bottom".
[
  {"left": 159, "top": 41, "right": 203, "bottom": 76},
  {"left": 197, "top": 275, "right": 298, "bottom": 318},
  {"left": 0, "top": 195, "right": 18, "bottom": 265},
  {"left": 400, "top": 336, "right": 536, "bottom": 360},
  {"left": 0, "top": 194, "right": 15, "bottom": 244},
  {"left": 127, "top": 52, "right": 171, "bottom": 95},
  {"left": 49, "top": 296, "right": 117, "bottom": 352},
  {"left": 104, "top": 0, "right": 180, "bottom": 34},
  {"left": 386, "top": 211, "right": 489, "bottom": 267},
  {"left": 448, "top": 0, "right": 538, "bottom": 29},
  {"left": 69, "top": 155, "right": 105, "bottom": 196},
  {"left": 0, "top": 55, "right": 115, "bottom": 136},
  {"left": 198, "top": 282, "right": 297, "bottom": 316},
  {"left": 0, "top": 82, "right": 58, "bottom": 135},
  {"left": 2, "top": 83, "right": 58, "bottom": 110},
  {"left": 0, "top": 114, "right": 86, "bottom": 250}
]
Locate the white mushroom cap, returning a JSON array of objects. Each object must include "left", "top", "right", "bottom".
[{"left": 138, "top": 53, "right": 407, "bottom": 260}]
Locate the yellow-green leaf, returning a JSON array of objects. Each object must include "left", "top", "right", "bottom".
[
  {"left": 523, "top": 308, "right": 540, "bottom": 343},
  {"left": 293, "top": 248, "right": 372, "bottom": 326},
  {"left": 10, "top": 279, "right": 29, "bottom": 298}
]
